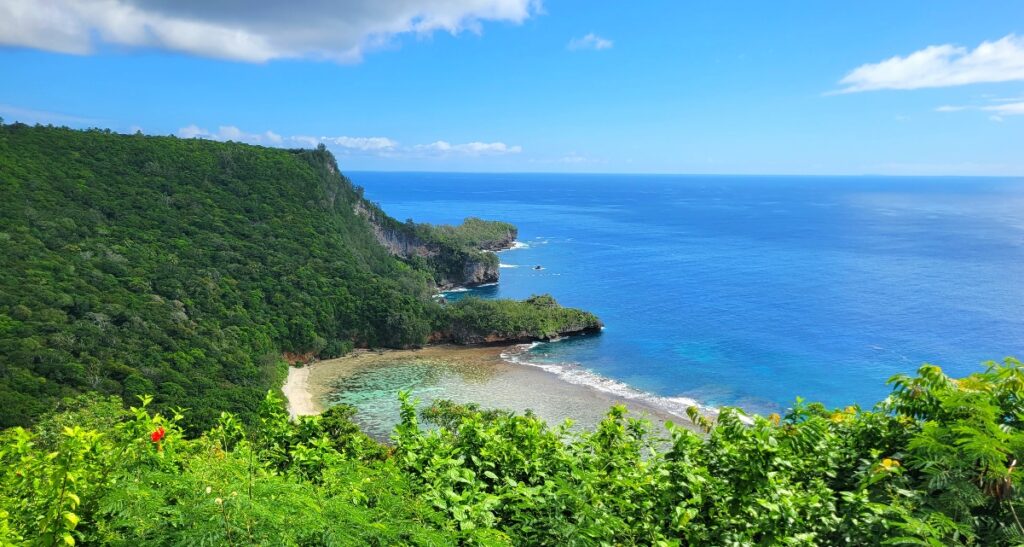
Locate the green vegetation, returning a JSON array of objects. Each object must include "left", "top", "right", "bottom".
[
  {"left": 355, "top": 202, "right": 510, "bottom": 289},
  {"left": 0, "top": 124, "right": 593, "bottom": 431},
  {"left": 439, "top": 294, "right": 603, "bottom": 344},
  {"left": 4, "top": 360, "right": 1024, "bottom": 545},
  {"left": 8, "top": 123, "right": 1021, "bottom": 544},
  {"left": 416, "top": 217, "right": 517, "bottom": 251}
]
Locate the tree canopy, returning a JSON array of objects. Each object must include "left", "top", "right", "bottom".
[{"left": 0, "top": 124, "right": 593, "bottom": 431}]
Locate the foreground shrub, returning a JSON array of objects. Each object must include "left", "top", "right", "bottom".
[{"left": 3, "top": 359, "right": 1024, "bottom": 544}]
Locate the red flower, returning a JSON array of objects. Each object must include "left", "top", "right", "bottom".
[{"left": 150, "top": 426, "right": 166, "bottom": 443}]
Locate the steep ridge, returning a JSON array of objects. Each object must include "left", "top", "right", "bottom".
[{"left": 0, "top": 123, "right": 595, "bottom": 430}]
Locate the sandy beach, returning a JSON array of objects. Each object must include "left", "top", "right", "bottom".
[
  {"left": 282, "top": 363, "right": 315, "bottom": 419},
  {"left": 281, "top": 344, "right": 699, "bottom": 439},
  {"left": 283, "top": 345, "right": 518, "bottom": 419}
]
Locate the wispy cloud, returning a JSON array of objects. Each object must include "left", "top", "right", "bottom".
[
  {"left": 292, "top": 133, "right": 399, "bottom": 150},
  {"left": 0, "top": 0, "right": 541, "bottom": 63},
  {"left": 567, "top": 33, "right": 613, "bottom": 51},
  {"left": 834, "top": 34, "right": 1024, "bottom": 93},
  {"left": 177, "top": 125, "right": 284, "bottom": 144},
  {"left": 413, "top": 140, "right": 522, "bottom": 155},
  {"left": 984, "top": 101, "right": 1024, "bottom": 116},
  {"left": 176, "top": 125, "right": 521, "bottom": 158},
  {"left": 0, "top": 103, "right": 99, "bottom": 125},
  {"left": 934, "top": 98, "right": 1024, "bottom": 120}
]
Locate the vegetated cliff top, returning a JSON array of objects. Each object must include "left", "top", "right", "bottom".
[
  {"left": 438, "top": 294, "right": 603, "bottom": 345},
  {"left": 0, "top": 123, "right": 597, "bottom": 430}
]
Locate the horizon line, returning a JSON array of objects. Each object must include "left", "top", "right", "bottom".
[{"left": 343, "top": 169, "right": 1024, "bottom": 179}]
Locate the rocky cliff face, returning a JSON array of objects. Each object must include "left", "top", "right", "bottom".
[
  {"left": 355, "top": 201, "right": 435, "bottom": 258},
  {"left": 354, "top": 201, "right": 503, "bottom": 289},
  {"left": 456, "top": 257, "right": 498, "bottom": 289},
  {"left": 476, "top": 229, "right": 517, "bottom": 252}
]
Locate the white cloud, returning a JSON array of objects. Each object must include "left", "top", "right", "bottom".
[
  {"left": 177, "top": 125, "right": 285, "bottom": 143},
  {"left": 568, "top": 33, "right": 613, "bottom": 51},
  {"left": 835, "top": 34, "right": 1024, "bottom": 93},
  {"left": 177, "top": 124, "right": 208, "bottom": 139},
  {"left": 327, "top": 136, "right": 398, "bottom": 151},
  {"left": 0, "top": 0, "right": 541, "bottom": 63},
  {"left": 415, "top": 140, "right": 522, "bottom": 155},
  {"left": 288, "top": 135, "right": 398, "bottom": 152},
  {"left": 984, "top": 101, "right": 1024, "bottom": 116},
  {"left": 264, "top": 130, "right": 283, "bottom": 144},
  {"left": 177, "top": 125, "right": 520, "bottom": 157},
  {"left": 934, "top": 99, "right": 1024, "bottom": 119},
  {"left": 0, "top": 103, "right": 98, "bottom": 125}
]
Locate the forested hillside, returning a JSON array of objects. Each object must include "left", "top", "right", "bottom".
[{"left": 0, "top": 123, "right": 590, "bottom": 431}]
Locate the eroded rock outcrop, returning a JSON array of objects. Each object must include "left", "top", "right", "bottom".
[{"left": 354, "top": 201, "right": 513, "bottom": 289}]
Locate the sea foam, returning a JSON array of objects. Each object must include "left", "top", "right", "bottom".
[
  {"left": 499, "top": 343, "right": 726, "bottom": 422},
  {"left": 497, "top": 241, "right": 530, "bottom": 252}
]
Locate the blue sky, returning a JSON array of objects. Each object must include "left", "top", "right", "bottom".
[{"left": 1, "top": 0, "right": 1022, "bottom": 175}]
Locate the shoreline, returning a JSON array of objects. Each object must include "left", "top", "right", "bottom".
[
  {"left": 281, "top": 343, "right": 706, "bottom": 436},
  {"left": 283, "top": 362, "right": 317, "bottom": 419},
  {"left": 280, "top": 234, "right": 716, "bottom": 435}
]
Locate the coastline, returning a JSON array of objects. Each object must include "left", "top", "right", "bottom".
[
  {"left": 281, "top": 343, "right": 703, "bottom": 438},
  {"left": 280, "top": 238, "right": 706, "bottom": 436},
  {"left": 283, "top": 363, "right": 317, "bottom": 419}
]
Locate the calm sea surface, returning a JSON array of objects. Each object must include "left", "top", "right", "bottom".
[{"left": 353, "top": 172, "right": 1024, "bottom": 415}]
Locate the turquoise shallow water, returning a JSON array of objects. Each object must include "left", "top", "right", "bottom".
[
  {"left": 319, "top": 348, "right": 685, "bottom": 440},
  {"left": 353, "top": 172, "right": 1024, "bottom": 415}
]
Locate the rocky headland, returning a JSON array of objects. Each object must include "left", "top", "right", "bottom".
[{"left": 354, "top": 201, "right": 515, "bottom": 289}]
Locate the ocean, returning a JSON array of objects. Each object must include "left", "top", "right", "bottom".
[{"left": 352, "top": 172, "right": 1024, "bottom": 416}]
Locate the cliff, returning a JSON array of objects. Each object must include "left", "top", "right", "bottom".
[
  {"left": 354, "top": 202, "right": 515, "bottom": 289},
  {"left": 431, "top": 294, "right": 604, "bottom": 345}
]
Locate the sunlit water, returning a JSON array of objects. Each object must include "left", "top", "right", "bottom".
[{"left": 345, "top": 173, "right": 1024, "bottom": 417}]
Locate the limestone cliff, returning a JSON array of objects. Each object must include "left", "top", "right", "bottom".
[{"left": 353, "top": 201, "right": 512, "bottom": 290}]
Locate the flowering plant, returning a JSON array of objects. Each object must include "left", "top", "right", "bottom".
[{"left": 150, "top": 427, "right": 166, "bottom": 443}]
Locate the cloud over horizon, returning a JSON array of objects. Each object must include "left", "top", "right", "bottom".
[
  {"left": 413, "top": 140, "right": 522, "bottom": 155},
  {"left": 836, "top": 34, "right": 1024, "bottom": 93},
  {"left": 0, "top": 0, "right": 541, "bottom": 63},
  {"left": 176, "top": 125, "right": 521, "bottom": 158},
  {"left": 567, "top": 33, "right": 613, "bottom": 51}
]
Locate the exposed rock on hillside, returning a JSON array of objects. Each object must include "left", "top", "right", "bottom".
[{"left": 354, "top": 202, "right": 515, "bottom": 289}]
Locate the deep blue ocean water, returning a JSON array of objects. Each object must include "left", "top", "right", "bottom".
[{"left": 354, "top": 172, "right": 1024, "bottom": 415}]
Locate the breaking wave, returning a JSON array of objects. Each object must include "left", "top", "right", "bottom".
[{"left": 498, "top": 343, "right": 725, "bottom": 422}]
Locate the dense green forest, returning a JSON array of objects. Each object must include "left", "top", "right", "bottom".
[
  {"left": 0, "top": 123, "right": 591, "bottom": 431},
  {"left": 415, "top": 217, "right": 517, "bottom": 251},
  {"left": 3, "top": 360, "right": 1024, "bottom": 545},
  {"left": 438, "top": 295, "right": 602, "bottom": 344}
]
